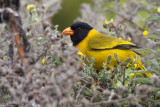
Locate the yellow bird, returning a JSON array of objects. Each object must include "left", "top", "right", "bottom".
[{"left": 62, "top": 22, "right": 152, "bottom": 78}]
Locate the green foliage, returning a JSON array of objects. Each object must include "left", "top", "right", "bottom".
[
  {"left": 137, "top": 10, "right": 149, "bottom": 19},
  {"left": 53, "top": 58, "right": 62, "bottom": 67},
  {"left": 2, "top": 93, "right": 10, "bottom": 103},
  {"left": 146, "top": 16, "right": 160, "bottom": 21}
]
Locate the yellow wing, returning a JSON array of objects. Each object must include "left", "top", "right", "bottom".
[{"left": 88, "top": 32, "right": 138, "bottom": 50}]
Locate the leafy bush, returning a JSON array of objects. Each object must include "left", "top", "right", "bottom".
[{"left": 0, "top": 0, "right": 160, "bottom": 107}]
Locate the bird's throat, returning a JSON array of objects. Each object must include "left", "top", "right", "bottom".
[{"left": 70, "top": 29, "right": 90, "bottom": 46}]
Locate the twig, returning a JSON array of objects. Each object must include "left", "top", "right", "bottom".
[
  {"left": 9, "top": 43, "right": 14, "bottom": 69},
  {"left": 75, "top": 95, "right": 145, "bottom": 106},
  {"left": 35, "top": 48, "right": 48, "bottom": 63},
  {"left": 117, "top": 13, "right": 144, "bottom": 31},
  {"left": 122, "top": 67, "right": 126, "bottom": 85},
  {"left": 76, "top": 85, "right": 86, "bottom": 102}
]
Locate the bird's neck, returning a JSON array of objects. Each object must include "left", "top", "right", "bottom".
[
  {"left": 70, "top": 29, "right": 93, "bottom": 46},
  {"left": 75, "top": 29, "right": 99, "bottom": 53}
]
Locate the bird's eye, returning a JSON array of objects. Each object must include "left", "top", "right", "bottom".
[{"left": 77, "top": 27, "right": 82, "bottom": 31}]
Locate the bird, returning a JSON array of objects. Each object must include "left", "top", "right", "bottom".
[{"left": 62, "top": 22, "right": 152, "bottom": 78}]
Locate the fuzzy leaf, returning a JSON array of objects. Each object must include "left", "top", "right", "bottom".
[
  {"left": 150, "top": 59, "right": 159, "bottom": 66},
  {"left": 132, "top": 78, "right": 152, "bottom": 84},
  {"left": 145, "top": 34, "right": 160, "bottom": 39},
  {"left": 121, "top": 58, "right": 132, "bottom": 66},
  {"left": 106, "top": 55, "right": 112, "bottom": 64},
  {"left": 130, "top": 70, "right": 155, "bottom": 74},
  {"left": 146, "top": 16, "right": 160, "bottom": 21},
  {"left": 125, "top": 68, "right": 133, "bottom": 78},
  {"left": 116, "top": 81, "right": 122, "bottom": 88},
  {"left": 114, "top": 53, "right": 120, "bottom": 63}
]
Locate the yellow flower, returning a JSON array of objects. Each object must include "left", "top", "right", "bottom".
[
  {"left": 92, "top": 87, "right": 96, "bottom": 91},
  {"left": 27, "top": 5, "right": 30, "bottom": 11},
  {"left": 27, "top": 4, "right": 36, "bottom": 12},
  {"left": 77, "top": 81, "right": 81, "bottom": 86},
  {"left": 157, "top": 7, "right": 160, "bottom": 12},
  {"left": 77, "top": 51, "right": 85, "bottom": 59},
  {"left": 128, "top": 37, "right": 131, "bottom": 41},
  {"left": 110, "top": 18, "right": 114, "bottom": 23},
  {"left": 134, "top": 64, "right": 139, "bottom": 69},
  {"left": 105, "top": 20, "right": 108, "bottom": 24},
  {"left": 105, "top": 18, "right": 114, "bottom": 24},
  {"left": 143, "top": 30, "right": 148, "bottom": 36},
  {"left": 130, "top": 73, "right": 134, "bottom": 76},
  {"left": 42, "top": 58, "right": 45, "bottom": 64},
  {"left": 77, "top": 51, "right": 83, "bottom": 56}
]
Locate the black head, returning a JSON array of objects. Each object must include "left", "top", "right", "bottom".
[
  {"left": 70, "top": 22, "right": 93, "bottom": 31},
  {"left": 70, "top": 22, "right": 93, "bottom": 46},
  {"left": 62, "top": 22, "right": 93, "bottom": 46}
]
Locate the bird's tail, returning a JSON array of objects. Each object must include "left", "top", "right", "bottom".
[{"left": 136, "top": 61, "right": 152, "bottom": 78}]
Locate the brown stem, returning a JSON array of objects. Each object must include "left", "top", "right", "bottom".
[
  {"left": 7, "top": 10, "right": 40, "bottom": 103},
  {"left": 9, "top": 13, "right": 25, "bottom": 63}
]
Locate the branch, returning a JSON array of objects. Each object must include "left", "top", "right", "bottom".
[{"left": 117, "top": 13, "right": 144, "bottom": 31}]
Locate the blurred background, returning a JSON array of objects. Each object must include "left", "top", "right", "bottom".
[{"left": 52, "top": 0, "right": 93, "bottom": 31}]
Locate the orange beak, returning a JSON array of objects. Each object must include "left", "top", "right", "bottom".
[{"left": 62, "top": 27, "right": 74, "bottom": 35}]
